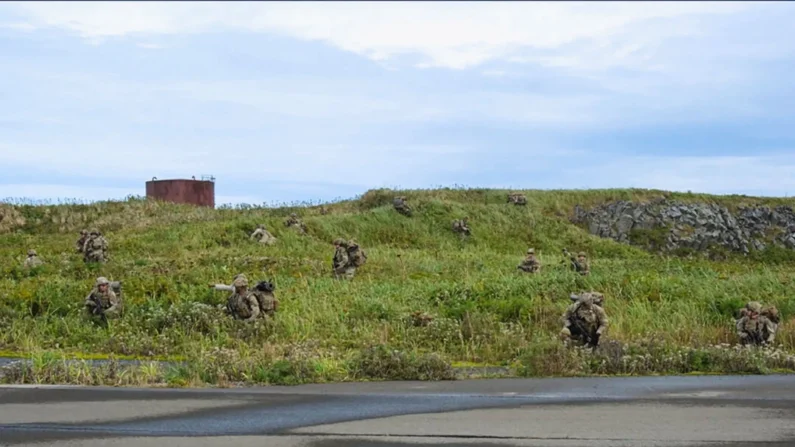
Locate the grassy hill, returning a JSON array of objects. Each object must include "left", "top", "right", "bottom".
[{"left": 1, "top": 187, "right": 794, "bottom": 386}]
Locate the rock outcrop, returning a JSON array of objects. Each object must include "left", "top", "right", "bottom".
[{"left": 572, "top": 199, "right": 795, "bottom": 254}]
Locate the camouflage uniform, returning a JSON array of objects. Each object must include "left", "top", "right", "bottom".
[
  {"left": 284, "top": 213, "right": 307, "bottom": 234},
  {"left": 736, "top": 301, "right": 778, "bottom": 346},
  {"left": 224, "top": 276, "right": 260, "bottom": 321},
  {"left": 84, "top": 277, "right": 122, "bottom": 321},
  {"left": 569, "top": 291, "right": 605, "bottom": 307},
  {"left": 251, "top": 280, "right": 278, "bottom": 320},
  {"left": 76, "top": 230, "right": 89, "bottom": 253},
  {"left": 23, "top": 249, "right": 43, "bottom": 268},
  {"left": 560, "top": 294, "right": 608, "bottom": 348},
  {"left": 393, "top": 196, "right": 413, "bottom": 217},
  {"left": 517, "top": 248, "right": 540, "bottom": 273},
  {"left": 83, "top": 229, "right": 108, "bottom": 263},
  {"left": 564, "top": 250, "right": 589, "bottom": 275},
  {"left": 250, "top": 225, "right": 277, "bottom": 245},
  {"left": 508, "top": 193, "right": 527, "bottom": 206},
  {"left": 332, "top": 238, "right": 352, "bottom": 279},
  {"left": 451, "top": 218, "right": 471, "bottom": 238}
]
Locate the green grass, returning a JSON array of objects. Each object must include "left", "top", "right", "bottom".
[{"left": 1, "top": 186, "right": 795, "bottom": 386}]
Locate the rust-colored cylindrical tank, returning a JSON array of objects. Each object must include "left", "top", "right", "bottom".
[{"left": 145, "top": 178, "right": 215, "bottom": 208}]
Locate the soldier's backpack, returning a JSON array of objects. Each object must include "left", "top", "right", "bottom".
[
  {"left": 254, "top": 280, "right": 279, "bottom": 314},
  {"left": 348, "top": 245, "right": 367, "bottom": 267},
  {"left": 762, "top": 306, "right": 780, "bottom": 324}
]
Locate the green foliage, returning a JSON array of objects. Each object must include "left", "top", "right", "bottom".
[{"left": 1, "top": 187, "right": 795, "bottom": 385}]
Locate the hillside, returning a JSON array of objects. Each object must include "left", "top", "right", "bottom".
[{"left": 1, "top": 187, "right": 795, "bottom": 386}]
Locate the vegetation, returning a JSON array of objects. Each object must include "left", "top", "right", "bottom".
[{"left": 1, "top": 187, "right": 794, "bottom": 386}]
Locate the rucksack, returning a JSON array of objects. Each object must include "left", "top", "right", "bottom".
[{"left": 348, "top": 246, "right": 367, "bottom": 267}]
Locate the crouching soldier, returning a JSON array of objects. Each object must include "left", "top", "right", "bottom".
[
  {"left": 451, "top": 217, "right": 471, "bottom": 239},
  {"left": 85, "top": 277, "right": 122, "bottom": 325},
  {"left": 736, "top": 301, "right": 778, "bottom": 346},
  {"left": 332, "top": 238, "right": 351, "bottom": 279},
  {"left": 284, "top": 213, "right": 307, "bottom": 234},
  {"left": 250, "top": 224, "right": 277, "bottom": 245},
  {"left": 393, "top": 196, "right": 412, "bottom": 217},
  {"left": 252, "top": 280, "right": 278, "bottom": 320},
  {"left": 223, "top": 275, "right": 260, "bottom": 322},
  {"left": 508, "top": 192, "right": 527, "bottom": 205},
  {"left": 83, "top": 229, "right": 108, "bottom": 263},
  {"left": 560, "top": 293, "right": 607, "bottom": 348},
  {"left": 517, "top": 248, "right": 540, "bottom": 273},
  {"left": 563, "top": 249, "right": 590, "bottom": 276},
  {"left": 23, "top": 249, "right": 43, "bottom": 268}
]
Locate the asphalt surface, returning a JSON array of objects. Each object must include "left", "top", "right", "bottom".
[{"left": 1, "top": 375, "right": 795, "bottom": 446}]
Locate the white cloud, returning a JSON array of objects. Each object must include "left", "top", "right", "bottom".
[{"left": 4, "top": 1, "right": 757, "bottom": 70}]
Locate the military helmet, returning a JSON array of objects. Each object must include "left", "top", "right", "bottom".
[
  {"left": 90, "top": 228, "right": 100, "bottom": 235},
  {"left": 746, "top": 301, "right": 762, "bottom": 313},
  {"left": 333, "top": 238, "right": 346, "bottom": 246},
  {"left": 96, "top": 276, "right": 110, "bottom": 286},
  {"left": 579, "top": 294, "right": 595, "bottom": 307},
  {"left": 27, "top": 249, "right": 36, "bottom": 256},
  {"left": 578, "top": 251, "right": 586, "bottom": 257},
  {"left": 527, "top": 248, "right": 535, "bottom": 254},
  {"left": 80, "top": 230, "right": 88, "bottom": 235},
  {"left": 233, "top": 276, "right": 248, "bottom": 288},
  {"left": 290, "top": 213, "right": 298, "bottom": 217}
]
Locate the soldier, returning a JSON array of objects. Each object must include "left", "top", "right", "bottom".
[
  {"left": 736, "top": 301, "right": 778, "bottom": 346},
  {"left": 517, "top": 248, "right": 540, "bottom": 273},
  {"left": 563, "top": 249, "right": 590, "bottom": 276},
  {"left": 251, "top": 279, "right": 278, "bottom": 320},
  {"left": 223, "top": 275, "right": 260, "bottom": 321},
  {"left": 332, "top": 238, "right": 351, "bottom": 279},
  {"left": 83, "top": 229, "right": 108, "bottom": 263},
  {"left": 393, "top": 196, "right": 412, "bottom": 217},
  {"left": 284, "top": 213, "right": 307, "bottom": 234},
  {"left": 560, "top": 293, "right": 607, "bottom": 348},
  {"left": 84, "top": 277, "right": 122, "bottom": 324},
  {"left": 508, "top": 192, "right": 527, "bottom": 206},
  {"left": 23, "top": 249, "right": 43, "bottom": 268},
  {"left": 250, "top": 224, "right": 277, "bottom": 245},
  {"left": 76, "top": 230, "right": 89, "bottom": 253},
  {"left": 451, "top": 217, "right": 471, "bottom": 239}
]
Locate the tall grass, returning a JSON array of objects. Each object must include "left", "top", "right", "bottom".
[{"left": 1, "top": 187, "right": 794, "bottom": 385}]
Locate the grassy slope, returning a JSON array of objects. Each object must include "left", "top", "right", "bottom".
[{"left": 1, "top": 187, "right": 795, "bottom": 385}]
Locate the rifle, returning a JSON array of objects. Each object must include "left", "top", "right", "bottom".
[
  {"left": 91, "top": 293, "right": 107, "bottom": 324},
  {"left": 568, "top": 302, "right": 599, "bottom": 347}
]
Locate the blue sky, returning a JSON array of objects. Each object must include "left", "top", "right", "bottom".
[{"left": 1, "top": 2, "right": 795, "bottom": 206}]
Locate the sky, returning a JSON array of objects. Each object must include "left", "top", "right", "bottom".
[{"left": 1, "top": 1, "right": 795, "bottom": 206}]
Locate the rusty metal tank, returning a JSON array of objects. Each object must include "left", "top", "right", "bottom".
[{"left": 145, "top": 176, "right": 215, "bottom": 208}]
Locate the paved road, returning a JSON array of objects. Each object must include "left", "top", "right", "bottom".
[{"left": 2, "top": 375, "right": 795, "bottom": 446}]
